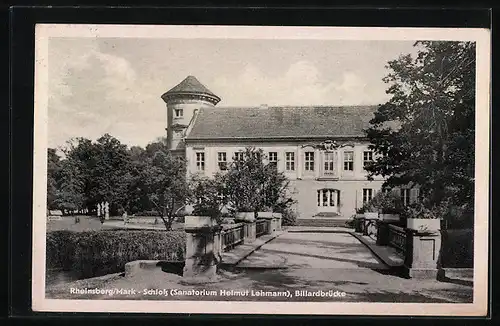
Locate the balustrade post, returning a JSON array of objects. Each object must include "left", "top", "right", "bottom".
[
  {"left": 404, "top": 229, "right": 442, "bottom": 280},
  {"left": 376, "top": 220, "right": 390, "bottom": 245},
  {"left": 235, "top": 212, "right": 256, "bottom": 243},
  {"left": 183, "top": 216, "right": 222, "bottom": 281}
]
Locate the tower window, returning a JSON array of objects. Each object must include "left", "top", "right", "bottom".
[{"left": 175, "top": 109, "right": 183, "bottom": 117}]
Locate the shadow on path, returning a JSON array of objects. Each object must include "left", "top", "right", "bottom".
[{"left": 258, "top": 247, "right": 386, "bottom": 270}]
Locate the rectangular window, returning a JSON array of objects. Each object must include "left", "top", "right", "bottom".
[
  {"left": 195, "top": 152, "right": 205, "bottom": 171},
  {"left": 234, "top": 152, "right": 245, "bottom": 161},
  {"left": 175, "top": 109, "right": 183, "bottom": 117},
  {"left": 305, "top": 152, "right": 315, "bottom": 171},
  {"left": 363, "top": 188, "right": 373, "bottom": 204},
  {"left": 285, "top": 152, "right": 295, "bottom": 171},
  {"left": 401, "top": 189, "right": 411, "bottom": 206},
  {"left": 268, "top": 152, "right": 278, "bottom": 169},
  {"left": 324, "top": 152, "right": 335, "bottom": 172},
  {"left": 363, "top": 151, "right": 373, "bottom": 169},
  {"left": 343, "top": 151, "right": 354, "bottom": 171},
  {"left": 217, "top": 152, "right": 227, "bottom": 171}
]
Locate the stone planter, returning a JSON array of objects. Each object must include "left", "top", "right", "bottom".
[
  {"left": 364, "top": 212, "right": 379, "bottom": 220},
  {"left": 380, "top": 214, "right": 400, "bottom": 222},
  {"left": 404, "top": 229, "right": 442, "bottom": 279},
  {"left": 185, "top": 215, "right": 218, "bottom": 228},
  {"left": 257, "top": 212, "right": 273, "bottom": 218},
  {"left": 235, "top": 211, "right": 257, "bottom": 243},
  {"left": 235, "top": 211, "right": 256, "bottom": 222},
  {"left": 183, "top": 216, "right": 222, "bottom": 281},
  {"left": 273, "top": 212, "right": 283, "bottom": 231},
  {"left": 407, "top": 218, "right": 440, "bottom": 233}
]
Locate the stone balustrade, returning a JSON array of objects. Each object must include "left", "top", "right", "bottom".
[
  {"left": 183, "top": 214, "right": 276, "bottom": 281},
  {"left": 371, "top": 219, "right": 442, "bottom": 280}
]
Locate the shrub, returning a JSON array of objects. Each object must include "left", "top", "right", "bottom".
[
  {"left": 281, "top": 208, "right": 298, "bottom": 226},
  {"left": 362, "top": 191, "right": 404, "bottom": 214},
  {"left": 440, "top": 229, "right": 474, "bottom": 268},
  {"left": 46, "top": 230, "right": 186, "bottom": 279},
  {"left": 46, "top": 230, "right": 78, "bottom": 270},
  {"left": 136, "top": 210, "right": 160, "bottom": 217}
]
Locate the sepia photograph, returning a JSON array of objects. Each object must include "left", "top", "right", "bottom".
[{"left": 32, "top": 24, "right": 490, "bottom": 315}]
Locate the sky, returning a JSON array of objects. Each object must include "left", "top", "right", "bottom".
[{"left": 47, "top": 37, "right": 418, "bottom": 149}]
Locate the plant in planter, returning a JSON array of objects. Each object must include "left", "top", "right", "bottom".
[
  {"left": 372, "top": 191, "right": 403, "bottom": 222},
  {"left": 226, "top": 148, "right": 272, "bottom": 221},
  {"left": 402, "top": 200, "right": 443, "bottom": 233},
  {"left": 189, "top": 173, "right": 229, "bottom": 226},
  {"left": 362, "top": 202, "right": 379, "bottom": 220}
]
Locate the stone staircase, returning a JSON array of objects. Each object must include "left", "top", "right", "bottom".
[{"left": 295, "top": 214, "right": 352, "bottom": 228}]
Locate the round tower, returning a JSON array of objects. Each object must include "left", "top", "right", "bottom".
[{"left": 161, "top": 76, "right": 220, "bottom": 154}]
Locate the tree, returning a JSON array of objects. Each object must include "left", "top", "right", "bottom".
[
  {"left": 142, "top": 146, "right": 190, "bottom": 230},
  {"left": 365, "top": 41, "right": 475, "bottom": 216},
  {"left": 47, "top": 148, "right": 61, "bottom": 214},
  {"left": 190, "top": 173, "right": 229, "bottom": 224},
  {"left": 54, "top": 158, "right": 85, "bottom": 215},
  {"left": 86, "top": 134, "right": 132, "bottom": 214},
  {"left": 225, "top": 147, "right": 294, "bottom": 215}
]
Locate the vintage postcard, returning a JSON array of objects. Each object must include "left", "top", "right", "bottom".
[{"left": 32, "top": 24, "right": 490, "bottom": 315}]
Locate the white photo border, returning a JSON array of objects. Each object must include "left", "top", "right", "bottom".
[{"left": 32, "top": 24, "right": 491, "bottom": 316}]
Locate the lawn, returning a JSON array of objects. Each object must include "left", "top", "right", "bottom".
[{"left": 46, "top": 215, "right": 184, "bottom": 232}]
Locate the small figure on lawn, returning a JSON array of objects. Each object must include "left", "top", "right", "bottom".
[
  {"left": 123, "top": 211, "right": 128, "bottom": 225},
  {"left": 74, "top": 215, "right": 80, "bottom": 224}
]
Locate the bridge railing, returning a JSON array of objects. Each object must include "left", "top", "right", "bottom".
[
  {"left": 256, "top": 219, "right": 270, "bottom": 237},
  {"left": 388, "top": 224, "right": 407, "bottom": 255},
  {"left": 221, "top": 223, "right": 245, "bottom": 252}
]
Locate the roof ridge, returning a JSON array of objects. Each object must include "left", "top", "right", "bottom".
[{"left": 211, "top": 104, "right": 381, "bottom": 110}]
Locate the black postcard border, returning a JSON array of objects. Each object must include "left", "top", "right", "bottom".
[{"left": 8, "top": 5, "right": 494, "bottom": 322}]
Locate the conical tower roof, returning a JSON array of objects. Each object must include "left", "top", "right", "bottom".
[{"left": 162, "top": 76, "right": 220, "bottom": 104}]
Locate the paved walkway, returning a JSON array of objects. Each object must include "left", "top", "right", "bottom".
[
  {"left": 46, "top": 230, "right": 473, "bottom": 303},
  {"left": 237, "top": 232, "right": 388, "bottom": 269}
]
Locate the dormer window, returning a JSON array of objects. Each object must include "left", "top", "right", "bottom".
[{"left": 175, "top": 109, "right": 183, "bottom": 117}]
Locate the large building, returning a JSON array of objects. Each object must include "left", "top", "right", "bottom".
[{"left": 161, "top": 76, "right": 417, "bottom": 220}]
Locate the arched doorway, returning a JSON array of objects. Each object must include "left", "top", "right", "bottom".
[{"left": 316, "top": 189, "right": 340, "bottom": 214}]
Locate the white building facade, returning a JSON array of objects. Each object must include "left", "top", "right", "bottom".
[{"left": 162, "top": 76, "right": 418, "bottom": 221}]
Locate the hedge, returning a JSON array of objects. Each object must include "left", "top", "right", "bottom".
[
  {"left": 441, "top": 229, "right": 474, "bottom": 268},
  {"left": 281, "top": 208, "right": 298, "bottom": 226},
  {"left": 46, "top": 230, "right": 186, "bottom": 279}
]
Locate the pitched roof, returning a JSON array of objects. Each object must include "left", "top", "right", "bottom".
[
  {"left": 162, "top": 76, "right": 220, "bottom": 102},
  {"left": 186, "top": 105, "right": 380, "bottom": 140}
]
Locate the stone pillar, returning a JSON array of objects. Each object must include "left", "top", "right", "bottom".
[
  {"left": 235, "top": 212, "right": 257, "bottom": 243},
  {"left": 404, "top": 230, "right": 442, "bottom": 279},
  {"left": 274, "top": 213, "right": 282, "bottom": 231},
  {"left": 183, "top": 216, "right": 222, "bottom": 281},
  {"left": 257, "top": 214, "right": 275, "bottom": 234},
  {"left": 244, "top": 221, "right": 257, "bottom": 243},
  {"left": 376, "top": 220, "right": 390, "bottom": 245}
]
